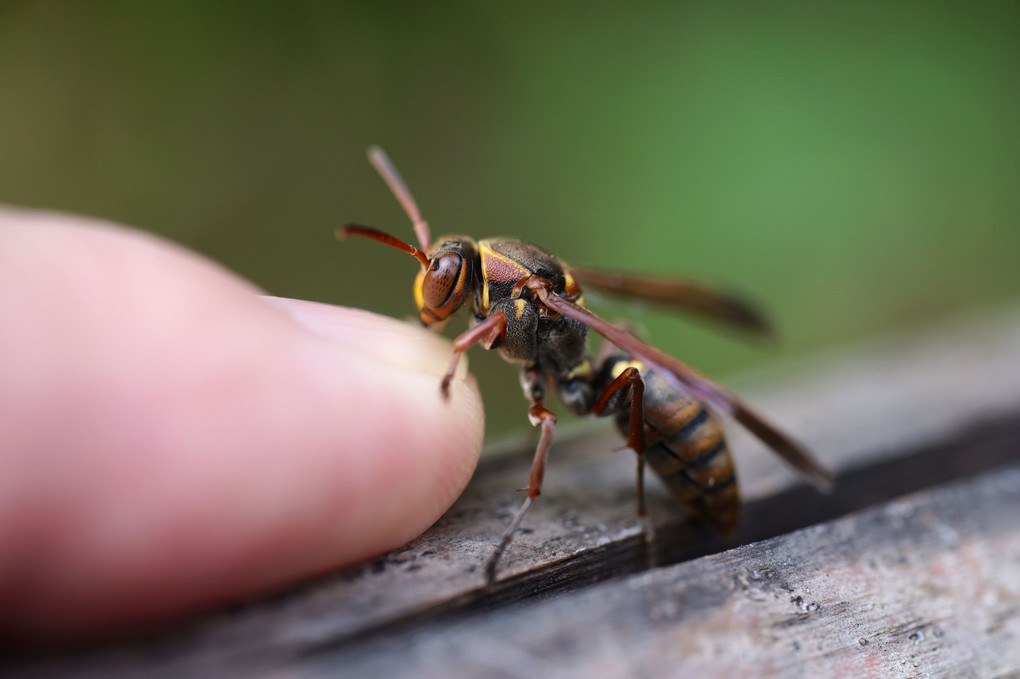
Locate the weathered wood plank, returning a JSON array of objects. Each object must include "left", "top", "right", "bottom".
[
  {"left": 309, "top": 464, "right": 1020, "bottom": 679},
  {"left": 8, "top": 307, "right": 1020, "bottom": 677}
]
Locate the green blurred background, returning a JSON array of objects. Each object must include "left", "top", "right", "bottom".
[{"left": 1, "top": 2, "right": 1018, "bottom": 437}]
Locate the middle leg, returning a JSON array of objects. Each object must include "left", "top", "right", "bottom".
[{"left": 485, "top": 400, "right": 557, "bottom": 584}]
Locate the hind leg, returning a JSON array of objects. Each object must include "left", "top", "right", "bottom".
[
  {"left": 589, "top": 364, "right": 662, "bottom": 566},
  {"left": 590, "top": 365, "right": 647, "bottom": 515}
]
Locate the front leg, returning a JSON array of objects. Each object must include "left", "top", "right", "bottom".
[
  {"left": 439, "top": 311, "right": 508, "bottom": 396},
  {"left": 442, "top": 298, "right": 542, "bottom": 397}
]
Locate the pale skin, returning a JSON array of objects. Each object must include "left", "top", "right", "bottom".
[{"left": 0, "top": 207, "right": 484, "bottom": 639}]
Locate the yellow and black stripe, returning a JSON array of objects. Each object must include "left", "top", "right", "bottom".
[{"left": 607, "top": 359, "right": 739, "bottom": 535}]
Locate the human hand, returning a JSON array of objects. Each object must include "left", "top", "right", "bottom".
[{"left": 0, "top": 207, "right": 484, "bottom": 639}]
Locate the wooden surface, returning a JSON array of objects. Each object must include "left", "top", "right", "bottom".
[
  {"left": 309, "top": 466, "right": 1020, "bottom": 679},
  {"left": 9, "top": 306, "right": 1020, "bottom": 678}
]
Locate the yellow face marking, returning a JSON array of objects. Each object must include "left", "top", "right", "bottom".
[
  {"left": 413, "top": 269, "right": 426, "bottom": 312},
  {"left": 513, "top": 298, "right": 527, "bottom": 320}
]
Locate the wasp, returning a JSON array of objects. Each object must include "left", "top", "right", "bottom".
[{"left": 339, "top": 147, "right": 833, "bottom": 583}]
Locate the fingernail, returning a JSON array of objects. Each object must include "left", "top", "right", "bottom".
[{"left": 264, "top": 297, "right": 466, "bottom": 380}]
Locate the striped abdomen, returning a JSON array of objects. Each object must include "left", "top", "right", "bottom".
[{"left": 613, "top": 366, "right": 739, "bottom": 534}]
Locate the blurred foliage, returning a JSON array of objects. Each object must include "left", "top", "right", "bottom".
[{"left": 1, "top": 1, "right": 1018, "bottom": 437}]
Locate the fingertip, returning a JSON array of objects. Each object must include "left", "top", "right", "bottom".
[
  {"left": 227, "top": 298, "right": 487, "bottom": 580},
  {"left": 267, "top": 299, "right": 486, "bottom": 507},
  {"left": 274, "top": 300, "right": 486, "bottom": 547},
  {"left": 265, "top": 297, "right": 470, "bottom": 382}
]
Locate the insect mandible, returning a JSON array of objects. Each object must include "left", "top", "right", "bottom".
[{"left": 338, "top": 147, "right": 833, "bottom": 583}]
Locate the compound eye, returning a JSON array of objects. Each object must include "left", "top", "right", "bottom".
[{"left": 422, "top": 253, "right": 464, "bottom": 309}]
